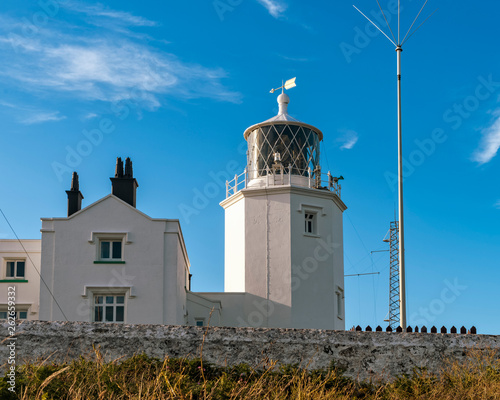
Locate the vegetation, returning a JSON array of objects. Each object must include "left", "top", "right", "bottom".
[{"left": 1, "top": 348, "right": 499, "bottom": 399}]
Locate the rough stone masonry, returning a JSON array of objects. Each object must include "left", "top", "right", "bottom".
[{"left": 1, "top": 321, "right": 499, "bottom": 381}]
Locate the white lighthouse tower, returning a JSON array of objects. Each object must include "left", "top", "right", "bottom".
[{"left": 220, "top": 86, "right": 347, "bottom": 330}]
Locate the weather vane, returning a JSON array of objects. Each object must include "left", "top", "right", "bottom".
[{"left": 270, "top": 77, "right": 297, "bottom": 94}]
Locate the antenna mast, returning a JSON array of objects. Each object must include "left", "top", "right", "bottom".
[{"left": 353, "top": 1, "right": 436, "bottom": 329}]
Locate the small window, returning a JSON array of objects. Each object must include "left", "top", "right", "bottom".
[
  {"left": 0, "top": 311, "right": 28, "bottom": 320},
  {"left": 93, "top": 295, "right": 125, "bottom": 323},
  {"left": 99, "top": 240, "right": 122, "bottom": 260},
  {"left": 336, "top": 288, "right": 344, "bottom": 320},
  {"left": 195, "top": 319, "right": 204, "bottom": 327},
  {"left": 304, "top": 213, "right": 316, "bottom": 234},
  {"left": 6, "top": 260, "right": 25, "bottom": 278}
]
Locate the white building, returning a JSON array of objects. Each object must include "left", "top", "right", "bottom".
[
  {"left": 25, "top": 90, "right": 346, "bottom": 330},
  {"left": 39, "top": 162, "right": 191, "bottom": 324},
  {"left": 0, "top": 239, "right": 41, "bottom": 321},
  {"left": 187, "top": 92, "right": 347, "bottom": 330}
]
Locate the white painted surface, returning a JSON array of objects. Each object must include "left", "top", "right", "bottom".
[
  {"left": 0, "top": 240, "right": 41, "bottom": 320},
  {"left": 219, "top": 184, "right": 346, "bottom": 330},
  {"left": 224, "top": 199, "right": 245, "bottom": 292},
  {"left": 39, "top": 195, "right": 190, "bottom": 325}
]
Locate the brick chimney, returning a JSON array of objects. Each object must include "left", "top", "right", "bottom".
[
  {"left": 110, "top": 157, "right": 139, "bottom": 207},
  {"left": 66, "top": 172, "right": 84, "bottom": 217}
]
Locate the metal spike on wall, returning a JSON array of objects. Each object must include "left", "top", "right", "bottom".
[{"left": 388, "top": 221, "right": 400, "bottom": 330}]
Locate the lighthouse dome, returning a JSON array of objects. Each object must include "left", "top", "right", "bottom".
[{"left": 243, "top": 92, "right": 323, "bottom": 182}]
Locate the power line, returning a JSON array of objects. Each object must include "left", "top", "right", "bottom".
[{"left": 345, "top": 272, "right": 380, "bottom": 277}]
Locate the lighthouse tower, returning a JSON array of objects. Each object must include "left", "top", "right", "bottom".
[{"left": 220, "top": 90, "right": 347, "bottom": 330}]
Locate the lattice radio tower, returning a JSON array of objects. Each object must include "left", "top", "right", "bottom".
[{"left": 384, "top": 221, "right": 400, "bottom": 330}]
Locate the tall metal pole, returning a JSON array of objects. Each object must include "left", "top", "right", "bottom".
[
  {"left": 396, "top": 45, "right": 406, "bottom": 329},
  {"left": 353, "top": 0, "right": 434, "bottom": 330}
]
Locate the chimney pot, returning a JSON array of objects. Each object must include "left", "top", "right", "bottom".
[
  {"left": 66, "top": 172, "right": 84, "bottom": 216},
  {"left": 115, "top": 157, "right": 124, "bottom": 178},
  {"left": 110, "top": 157, "right": 139, "bottom": 207}
]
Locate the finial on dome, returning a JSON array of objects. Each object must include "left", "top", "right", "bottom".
[
  {"left": 277, "top": 92, "right": 290, "bottom": 115},
  {"left": 269, "top": 77, "right": 296, "bottom": 116}
]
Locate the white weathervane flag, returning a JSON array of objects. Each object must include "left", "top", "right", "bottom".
[{"left": 270, "top": 77, "right": 296, "bottom": 93}]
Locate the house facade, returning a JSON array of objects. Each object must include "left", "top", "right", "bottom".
[
  {"left": 0, "top": 239, "right": 41, "bottom": 321},
  {"left": 39, "top": 162, "right": 190, "bottom": 325}
]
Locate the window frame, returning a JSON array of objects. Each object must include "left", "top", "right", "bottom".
[
  {"left": 92, "top": 293, "right": 126, "bottom": 323},
  {"left": 336, "top": 287, "right": 344, "bottom": 320},
  {"left": 195, "top": 318, "right": 205, "bottom": 327},
  {"left": 99, "top": 240, "right": 123, "bottom": 261},
  {"left": 4, "top": 259, "right": 26, "bottom": 279},
  {"left": 298, "top": 204, "right": 325, "bottom": 238},
  {"left": 304, "top": 212, "right": 316, "bottom": 234},
  {"left": 0, "top": 309, "right": 29, "bottom": 320},
  {"left": 89, "top": 232, "right": 130, "bottom": 264}
]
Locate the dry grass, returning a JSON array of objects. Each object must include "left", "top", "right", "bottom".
[{"left": 1, "top": 348, "right": 499, "bottom": 399}]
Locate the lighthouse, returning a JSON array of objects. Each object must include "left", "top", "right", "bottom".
[{"left": 220, "top": 86, "right": 347, "bottom": 330}]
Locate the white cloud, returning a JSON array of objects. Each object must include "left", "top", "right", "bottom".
[
  {"left": 494, "top": 200, "right": 500, "bottom": 210},
  {"left": 338, "top": 130, "right": 359, "bottom": 150},
  {"left": 256, "top": 0, "right": 287, "bottom": 18},
  {"left": 0, "top": 99, "right": 65, "bottom": 124},
  {"left": 65, "top": 2, "right": 157, "bottom": 27},
  {"left": 21, "top": 111, "right": 66, "bottom": 125},
  {"left": 84, "top": 112, "right": 98, "bottom": 119},
  {"left": 0, "top": 9, "right": 240, "bottom": 108},
  {"left": 472, "top": 112, "right": 500, "bottom": 164}
]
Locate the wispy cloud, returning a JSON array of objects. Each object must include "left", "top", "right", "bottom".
[
  {"left": 277, "top": 54, "right": 312, "bottom": 62},
  {"left": 337, "top": 130, "right": 359, "bottom": 150},
  {"left": 21, "top": 111, "right": 66, "bottom": 125},
  {"left": 494, "top": 200, "right": 500, "bottom": 210},
  {"left": 84, "top": 112, "right": 98, "bottom": 119},
  {"left": 0, "top": 100, "right": 17, "bottom": 108},
  {"left": 472, "top": 111, "right": 500, "bottom": 164},
  {"left": 65, "top": 2, "right": 157, "bottom": 27},
  {"left": 256, "top": 0, "right": 287, "bottom": 18},
  {"left": 0, "top": 99, "right": 65, "bottom": 124},
  {"left": 0, "top": 6, "right": 240, "bottom": 109}
]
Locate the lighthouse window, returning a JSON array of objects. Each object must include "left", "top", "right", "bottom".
[{"left": 305, "top": 213, "right": 316, "bottom": 234}]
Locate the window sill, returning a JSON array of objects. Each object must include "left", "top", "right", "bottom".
[
  {"left": 93, "top": 261, "right": 126, "bottom": 264},
  {"left": 0, "top": 279, "right": 28, "bottom": 283},
  {"left": 303, "top": 233, "right": 320, "bottom": 238}
]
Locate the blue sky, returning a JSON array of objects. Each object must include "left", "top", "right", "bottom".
[{"left": 1, "top": 0, "right": 499, "bottom": 333}]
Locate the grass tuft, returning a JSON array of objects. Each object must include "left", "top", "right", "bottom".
[{"left": 0, "top": 347, "right": 498, "bottom": 399}]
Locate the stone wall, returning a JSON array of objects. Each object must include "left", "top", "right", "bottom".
[{"left": 2, "top": 321, "right": 499, "bottom": 381}]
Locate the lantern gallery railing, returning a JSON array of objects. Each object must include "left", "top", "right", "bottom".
[{"left": 225, "top": 166, "right": 343, "bottom": 199}]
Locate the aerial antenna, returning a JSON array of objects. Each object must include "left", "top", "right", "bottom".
[
  {"left": 270, "top": 77, "right": 296, "bottom": 93},
  {"left": 352, "top": 1, "right": 436, "bottom": 329}
]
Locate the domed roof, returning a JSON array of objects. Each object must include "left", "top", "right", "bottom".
[{"left": 243, "top": 92, "right": 323, "bottom": 140}]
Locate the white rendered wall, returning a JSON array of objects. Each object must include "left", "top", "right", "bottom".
[
  {"left": 224, "top": 198, "right": 245, "bottom": 292},
  {"left": 220, "top": 185, "right": 346, "bottom": 330},
  {"left": 39, "top": 195, "right": 190, "bottom": 325},
  {"left": 289, "top": 190, "right": 345, "bottom": 330},
  {"left": 0, "top": 240, "right": 41, "bottom": 320}
]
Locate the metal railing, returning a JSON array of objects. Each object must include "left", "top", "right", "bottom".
[{"left": 225, "top": 165, "right": 342, "bottom": 199}]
